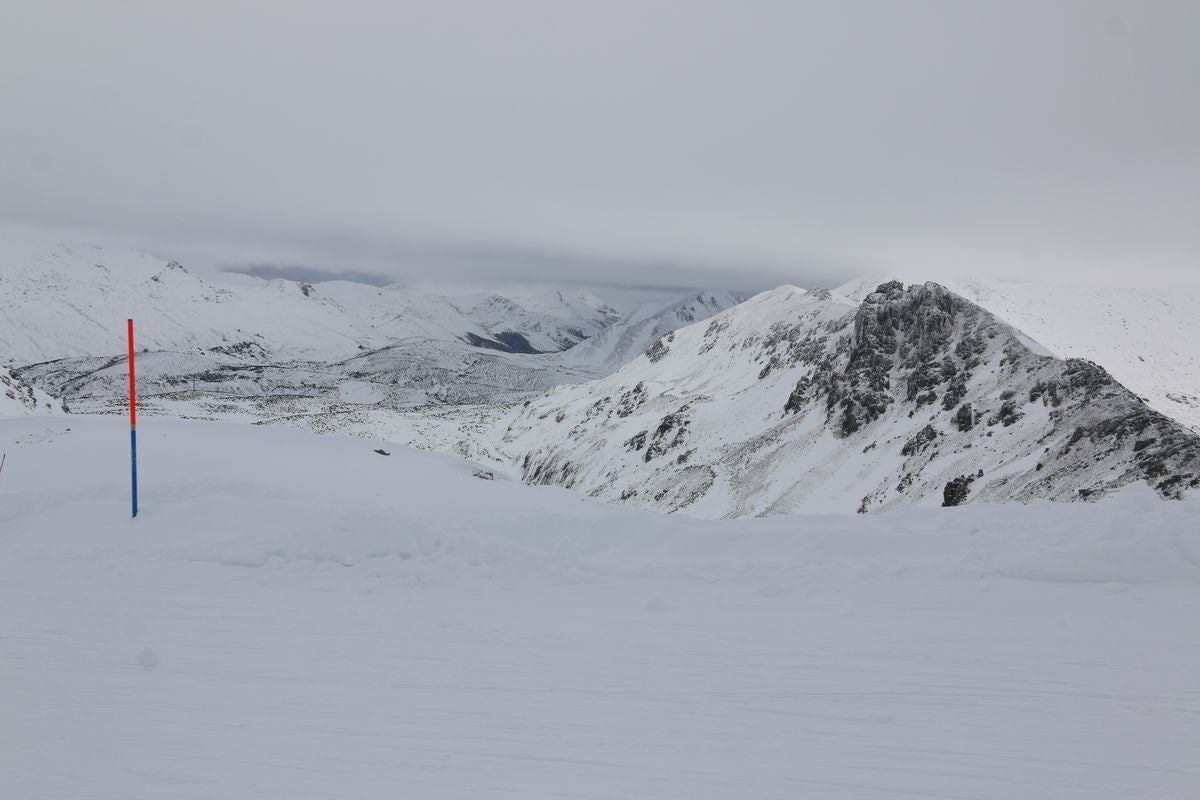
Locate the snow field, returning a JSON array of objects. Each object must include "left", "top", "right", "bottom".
[{"left": 3, "top": 417, "right": 1200, "bottom": 798}]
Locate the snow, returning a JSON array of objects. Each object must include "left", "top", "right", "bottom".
[{"left": 3, "top": 414, "right": 1200, "bottom": 798}]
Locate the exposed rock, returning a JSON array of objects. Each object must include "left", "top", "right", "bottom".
[
  {"left": 646, "top": 336, "right": 671, "bottom": 363},
  {"left": 942, "top": 474, "right": 975, "bottom": 507},
  {"left": 901, "top": 424, "right": 940, "bottom": 457}
]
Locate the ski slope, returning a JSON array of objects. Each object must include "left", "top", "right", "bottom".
[{"left": 3, "top": 415, "right": 1200, "bottom": 799}]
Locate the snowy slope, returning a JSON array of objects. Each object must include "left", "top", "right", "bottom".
[
  {"left": 0, "top": 241, "right": 601, "bottom": 364},
  {"left": 550, "top": 290, "right": 746, "bottom": 375},
  {"left": 482, "top": 285, "right": 621, "bottom": 330},
  {"left": 839, "top": 274, "right": 1200, "bottom": 432},
  {"left": 3, "top": 414, "right": 1200, "bottom": 799},
  {"left": 503, "top": 282, "right": 1200, "bottom": 515},
  {"left": 0, "top": 365, "right": 59, "bottom": 416}
]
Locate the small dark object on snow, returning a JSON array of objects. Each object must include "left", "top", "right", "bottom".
[{"left": 373, "top": 448, "right": 390, "bottom": 456}]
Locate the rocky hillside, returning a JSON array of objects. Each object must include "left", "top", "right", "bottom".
[
  {"left": 1, "top": 365, "right": 60, "bottom": 416},
  {"left": 838, "top": 274, "right": 1200, "bottom": 433},
  {"left": 502, "top": 282, "right": 1200, "bottom": 516}
]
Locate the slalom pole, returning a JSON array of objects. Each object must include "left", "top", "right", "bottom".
[{"left": 128, "top": 319, "right": 138, "bottom": 518}]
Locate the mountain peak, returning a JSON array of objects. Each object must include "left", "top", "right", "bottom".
[{"left": 504, "top": 281, "right": 1200, "bottom": 515}]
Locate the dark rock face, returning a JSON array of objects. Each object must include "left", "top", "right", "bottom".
[
  {"left": 902, "top": 424, "right": 939, "bottom": 457},
  {"left": 776, "top": 280, "right": 1200, "bottom": 505},
  {"left": 646, "top": 333, "right": 674, "bottom": 363},
  {"left": 785, "top": 281, "right": 998, "bottom": 438},
  {"left": 644, "top": 406, "right": 691, "bottom": 462},
  {"left": 615, "top": 382, "right": 648, "bottom": 417},
  {"left": 988, "top": 400, "right": 1023, "bottom": 427},
  {"left": 942, "top": 474, "right": 975, "bottom": 506},
  {"left": 521, "top": 449, "right": 582, "bottom": 490}
]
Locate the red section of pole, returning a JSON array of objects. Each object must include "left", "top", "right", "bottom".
[{"left": 127, "top": 319, "right": 137, "bottom": 426}]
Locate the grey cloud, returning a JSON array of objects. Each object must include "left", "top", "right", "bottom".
[
  {"left": 218, "top": 236, "right": 843, "bottom": 293},
  {"left": 1, "top": 1, "right": 1197, "bottom": 287},
  {"left": 231, "top": 264, "right": 395, "bottom": 287}
]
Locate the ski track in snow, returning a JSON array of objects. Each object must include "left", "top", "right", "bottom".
[{"left": 2, "top": 416, "right": 1200, "bottom": 799}]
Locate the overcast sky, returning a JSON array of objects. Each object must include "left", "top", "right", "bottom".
[{"left": 1, "top": 1, "right": 1197, "bottom": 289}]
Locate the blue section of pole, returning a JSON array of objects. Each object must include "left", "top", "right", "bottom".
[{"left": 131, "top": 426, "right": 138, "bottom": 518}]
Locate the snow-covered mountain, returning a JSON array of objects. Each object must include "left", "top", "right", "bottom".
[
  {"left": 838, "top": 274, "right": 1200, "bottom": 433},
  {"left": 2, "top": 241, "right": 744, "bottom": 413},
  {"left": 502, "top": 281, "right": 1200, "bottom": 515},
  {"left": 0, "top": 242, "right": 606, "bottom": 364},
  {"left": 549, "top": 290, "right": 747, "bottom": 375},
  {"left": 482, "top": 286, "right": 621, "bottom": 330},
  {"left": 8, "top": 235, "right": 1198, "bottom": 517}
]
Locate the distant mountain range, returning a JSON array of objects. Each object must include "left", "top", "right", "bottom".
[
  {"left": 3, "top": 239, "right": 1197, "bottom": 512},
  {"left": 1, "top": 241, "right": 741, "bottom": 408}
]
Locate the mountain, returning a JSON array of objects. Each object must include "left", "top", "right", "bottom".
[
  {"left": 838, "top": 274, "right": 1200, "bottom": 433},
  {"left": 481, "top": 286, "right": 622, "bottom": 330},
  {"left": 501, "top": 281, "right": 1200, "bottom": 515},
  {"left": 2, "top": 240, "right": 747, "bottom": 416},
  {"left": 549, "top": 290, "right": 747, "bottom": 375},
  {"left": 0, "top": 242, "right": 601, "bottom": 364},
  {"left": 9, "top": 236, "right": 1197, "bottom": 517}
]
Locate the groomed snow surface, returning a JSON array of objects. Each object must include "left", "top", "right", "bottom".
[{"left": 3, "top": 416, "right": 1200, "bottom": 799}]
